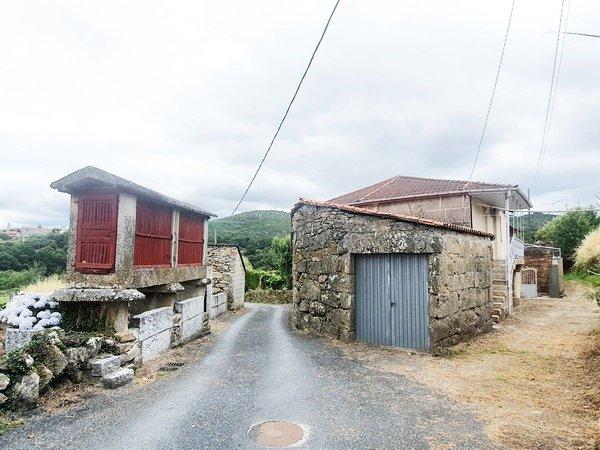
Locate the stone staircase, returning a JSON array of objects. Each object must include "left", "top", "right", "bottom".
[{"left": 491, "top": 260, "right": 509, "bottom": 323}]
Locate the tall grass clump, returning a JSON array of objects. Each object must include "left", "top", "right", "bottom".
[{"left": 575, "top": 227, "right": 600, "bottom": 275}]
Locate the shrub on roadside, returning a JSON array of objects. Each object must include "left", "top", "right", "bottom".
[
  {"left": 245, "top": 269, "right": 285, "bottom": 291},
  {"left": 575, "top": 227, "right": 600, "bottom": 275}
]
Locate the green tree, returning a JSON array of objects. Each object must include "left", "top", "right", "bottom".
[
  {"left": 0, "top": 232, "right": 68, "bottom": 275},
  {"left": 535, "top": 209, "right": 600, "bottom": 269},
  {"left": 270, "top": 235, "right": 292, "bottom": 288}
]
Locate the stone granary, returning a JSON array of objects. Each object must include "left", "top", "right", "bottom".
[
  {"left": 207, "top": 245, "right": 246, "bottom": 310},
  {"left": 50, "top": 166, "right": 217, "bottom": 361},
  {"left": 292, "top": 199, "right": 495, "bottom": 353}
]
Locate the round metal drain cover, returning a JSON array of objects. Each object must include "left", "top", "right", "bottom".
[{"left": 248, "top": 421, "right": 305, "bottom": 448}]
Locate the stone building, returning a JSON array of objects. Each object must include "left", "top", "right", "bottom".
[
  {"left": 207, "top": 245, "right": 246, "bottom": 310},
  {"left": 329, "top": 175, "right": 531, "bottom": 320},
  {"left": 49, "top": 166, "right": 217, "bottom": 362},
  {"left": 292, "top": 199, "right": 495, "bottom": 352}
]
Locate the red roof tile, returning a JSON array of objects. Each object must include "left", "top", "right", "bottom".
[
  {"left": 329, "top": 175, "right": 515, "bottom": 205},
  {"left": 294, "top": 198, "right": 495, "bottom": 238}
]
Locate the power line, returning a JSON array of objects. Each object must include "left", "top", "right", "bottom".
[
  {"left": 558, "top": 31, "right": 600, "bottom": 39},
  {"left": 466, "top": 0, "right": 516, "bottom": 186},
  {"left": 230, "top": 0, "right": 342, "bottom": 216},
  {"left": 531, "top": 0, "right": 567, "bottom": 192}
]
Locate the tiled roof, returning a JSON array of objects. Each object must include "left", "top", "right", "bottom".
[
  {"left": 329, "top": 175, "right": 515, "bottom": 205},
  {"left": 294, "top": 199, "right": 495, "bottom": 238},
  {"left": 51, "top": 166, "right": 216, "bottom": 217}
]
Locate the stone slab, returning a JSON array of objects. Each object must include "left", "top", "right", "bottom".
[
  {"left": 5, "top": 329, "right": 36, "bottom": 352},
  {"left": 90, "top": 355, "right": 121, "bottom": 377},
  {"left": 102, "top": 368, "right": 134, "bottom": 389},
  {"left": 174, "top": 296, "right": 204, "bottom": 322},
  {"left": 139, "top": 328, "right": 171, "bottom": 363},
  {"left": 180, "top": 314, "right": 205, "bottom": 343},
  {"left": 209, "top": 293, "right": 227, "bottom": 319},
  {"left": 133, "top": 307, "right": 173, "bottom": 341},
  {"left": 50, "top": 288, "right": 145, "bottom": 303}
]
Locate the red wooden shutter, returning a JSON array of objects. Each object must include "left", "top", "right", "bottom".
[
  {"left": 134, "top": 201, "right": 172, "bottom": 267},
  {"left": 75, "top": 194, "right": 118, "bottom": 273},
  {"left": 177, "top": 213, "right": 205, "bottom": 265}
]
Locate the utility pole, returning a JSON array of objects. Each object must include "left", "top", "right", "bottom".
[
  {"left": 527, "top": 188, "right": 531, "bottom": 243},
  {"left": 214, "top": 229, "right": 217, "bottom": 245}
]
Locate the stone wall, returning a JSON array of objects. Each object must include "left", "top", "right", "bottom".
[
  {"left": 207, "top": 245, "right": 245, "bottom": 310},
  {"left": 245, "top": 289, "right": 292, "bottom": 304},
  {"left": 292, "top": 203, "right": 493, "bottom": 350}
]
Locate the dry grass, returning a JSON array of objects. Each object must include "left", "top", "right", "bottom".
[
  {"left": 20, "top": 274, "right": 67, "bottom": 294},
  {"left": 336, "top": 283, "right": 600, "bottom": 449},
  {"left": 575, "top": 226, "right": 600, "bottom": 272}
]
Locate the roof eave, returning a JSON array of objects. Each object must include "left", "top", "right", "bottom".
[
  {"left": 51, "top": 166, "right": 217, "bottom": 217},
  {"left": 348, "top": 186, "right": 533, "bottom": 210},
  {"left": 295, "top": 198, "right": 495, "bottom": 239}
]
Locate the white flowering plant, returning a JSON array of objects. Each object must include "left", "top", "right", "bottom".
[{"left": 0, "top": 293, "right": 61, "bottom": 330}]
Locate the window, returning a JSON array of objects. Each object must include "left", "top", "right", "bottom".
[
  {"left": 75, "top": 194, "right": 118, "bottom": 273},
  {"left": 177, "top": 212, "right": 205, "bottom": 265},
  {"left": 134, "top": 200, "right": 172, "bottom": 267}
]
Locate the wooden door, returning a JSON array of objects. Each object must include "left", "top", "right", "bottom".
[{"left": 75, "top": 194, "right": 118, "bottom": 273}]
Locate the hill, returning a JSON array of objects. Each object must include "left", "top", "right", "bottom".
[
  {"left": 511, "top": 211, "right": 556, "bottom": 242},
  {"left": 208, "top": 210, "right": 291, "bottom": 269}
]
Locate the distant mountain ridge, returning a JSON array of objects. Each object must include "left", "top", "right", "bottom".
[{"left": 208, "top": 210, "right": 290, "bottom": 268}]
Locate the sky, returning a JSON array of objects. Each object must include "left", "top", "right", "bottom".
[{"left": 1, "top": 0, "right": 599, "bottom": 228}]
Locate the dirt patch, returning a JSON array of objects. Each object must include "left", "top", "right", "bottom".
[{"left": 335, "top": 282, "right": 600, "bottom": 449}]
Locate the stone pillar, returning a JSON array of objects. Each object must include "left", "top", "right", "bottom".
[
  {"left": 513, "top": 267, "right": 522, "bottom": 307},
  {"left": 66, "top": 195, "right": 78, "bottom": 276},
  {"left": 171, "top": 209, "right": 180, "bottom": 267},
  {"left": 115, "top": 193, "right": 137, "bottom": 275}
]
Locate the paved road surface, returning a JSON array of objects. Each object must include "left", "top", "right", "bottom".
[{"left": 0, "top": 304, "right": 496, "bottom": 449}]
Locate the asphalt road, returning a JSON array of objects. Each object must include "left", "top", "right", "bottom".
[{"left": 0, "top": 304, "right": 496, "bottom": 449}]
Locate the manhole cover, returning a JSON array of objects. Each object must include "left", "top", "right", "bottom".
[{"left": 247, "top": 421, "right": 306, "bottom": 448}]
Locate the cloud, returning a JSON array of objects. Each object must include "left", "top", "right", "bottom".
[{"left": 0, "top": 0, "right": 599, "bottom": 228}]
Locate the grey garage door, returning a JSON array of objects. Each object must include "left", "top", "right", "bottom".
[{"left": 355, "top": 254, "right": 429, "bottom": 351}]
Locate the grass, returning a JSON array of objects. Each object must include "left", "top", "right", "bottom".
[
  {"left": 19, "top": 274, "right": 67, "bottom": 293},
  {"left": 565, "top": 272, "right": 600, "bottom": 286},
  {"left": 0, "top": 274, "right": 67, "bottom": 308},
  {"left": 0, "top": 413, "right": 23, "bottom": 434}
]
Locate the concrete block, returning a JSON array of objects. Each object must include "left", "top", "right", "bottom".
[
  {"left": 102, "top": 368, "right": 134, "bottom": 389},
  {"left": 5, "top": 329, "right": 36, "bottom": 352},
  {"left": 139, "top": 328, "right": 171, "bottom": 362},
  {"left": 133, "top": 307, "right": 172, "bottom": 341},
  {"left": 209, "top": 293, "right": 227, "bottom": 319},
  {"left": 91, "top": 355, "right": 121, "bottom": 377},
  {"left": 174, "top": 296, "right": 204, "bottom": 322},
  {"left": 180, "top": 314, "right": 204, "bottom": 343}
]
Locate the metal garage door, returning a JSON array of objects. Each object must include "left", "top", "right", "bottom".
[{"left": 355, "top": 254, "right": 429, "bottom": 351}]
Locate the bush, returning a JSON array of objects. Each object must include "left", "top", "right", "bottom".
[
  {"left": 245, "top": 269, "right": 286, "bottom": 291},
  {"left": 0, "top": 266, "right": 44, "bottom": 293},
  {"left": 535, "top": 209, "right": 600, "bottom": 269},
  {"left": 575, "top": 227, "right": 600, "bottom": 275}
]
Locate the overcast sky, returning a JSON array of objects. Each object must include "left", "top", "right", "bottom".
[{"left": 1, "top": 0, "right": 599, "bottom": 228}]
